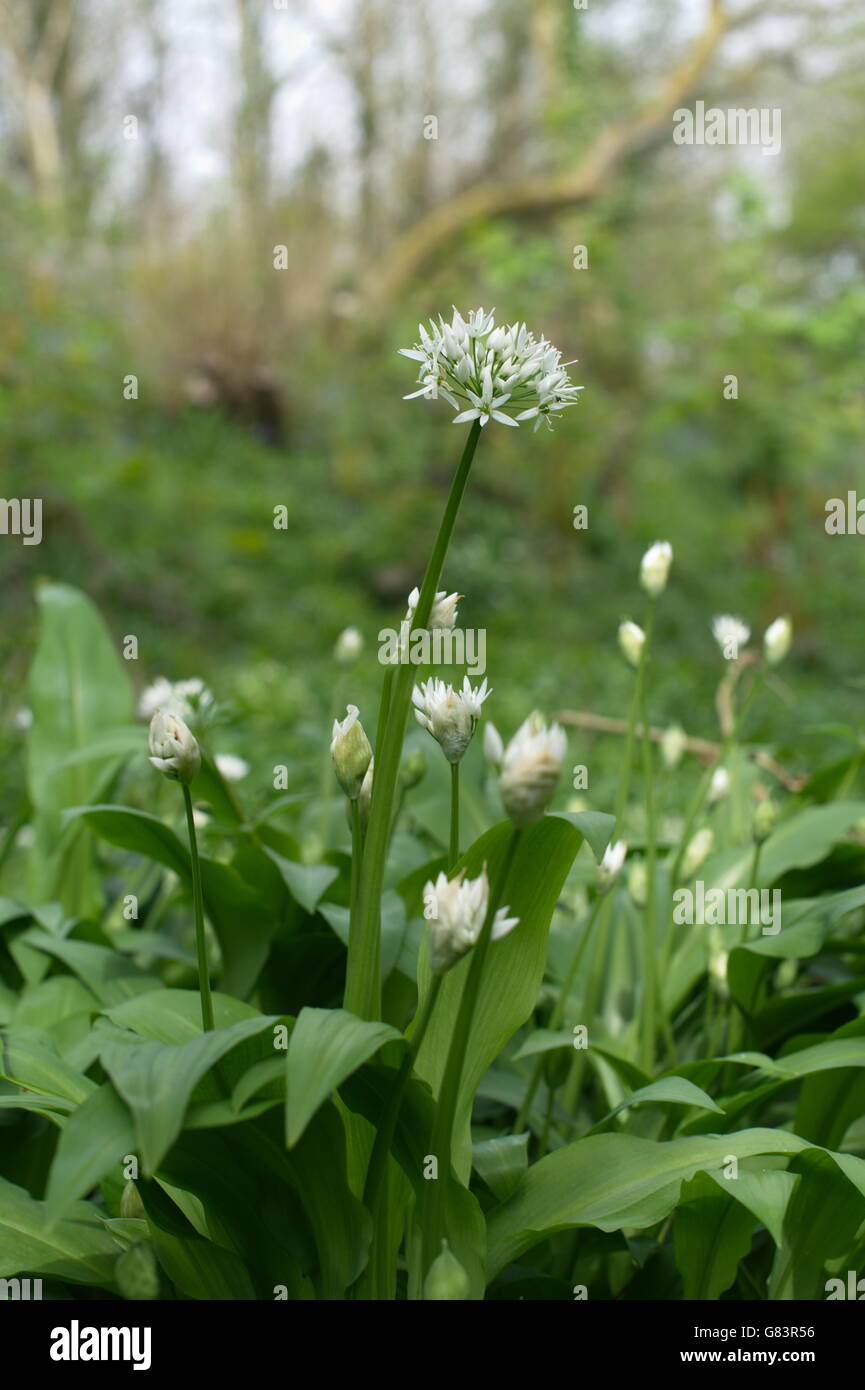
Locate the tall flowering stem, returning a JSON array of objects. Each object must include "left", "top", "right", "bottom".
[
  {"left": 181, "top": 783, "right": 214, "bottom": 1032},
  {"left": 420, "top": 827, "right": 522, "bottom": 1282},
  {"left": 449, "top": 763, "right": 460, "bottom": 867},
  {"left": 345, "top": 420, "right": 482, "bottom": 1019},
  {"left": 638, "top": 600, "right": 659, "bottom": 1071}
]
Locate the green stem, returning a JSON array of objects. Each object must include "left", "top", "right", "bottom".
[
  {"left": 346, "top": 420, "right": 482, "bottom": 1021},
  {"left": 182, "top": 783, "right": 214, "bottom": 1032},
  {"left": 421, "top": 826, "right": 522, "bottom": 1280},
  {"left": 449, "top": 762, "right": 460, "bottom": 868},
  {"left": 639, "top": 600, "right": 659, "bottom": 1072},
  {"left": 349, "top": 796, "right": 363, "bottom": 942},
  {"left": 513, "top": 893, "right": 604, "bottom": 1134},
  {"left": 360, "top": 976, "right": 443, "bottom": 1297}
]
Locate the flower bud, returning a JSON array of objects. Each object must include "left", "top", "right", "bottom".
[
  {"left": 500, "top": 712, "right": 567, "bottom": 827},
  {"left": 660, "top": 724, "right": 687, "bottom": 770},
  {"left": 681, "top": 827, "right": 714, "bottom": 879},
  {"left": 120, "top": 1181, "right": 146, "bottom": 1220},
  {"left": 424, "top": 1241, "right": 470, "bottom": 1300},
  {"left": 640, "top": 541, "right": 673, "bottom": 599},
  {"left": 597, "top": 839, "right": 627, "bottom": 894},
  {"left": 627, "top": 858, "right": 648, "bottom": 907},
  {"left": 330, "top": 705, "right": 372, "bottom": 799},
  {"left": 752, "top": 796, "right": 779, "bottom": 844},
  {"left": 334, "top": 626, "right": 364, "bottom": 664},
  {"left": 708, "top": 766, "right": 730, "bottom": 806},
  {"left": 618, "top": 620, "right": 645, "bottom": 669},
  {"left": 763, "top": 616, "right": 792, "bottom": 667},
  {"left": 359, "top": 757, "right": 374, "bottom": 829},
  {"left": 406, "top": 586, "right": 461, "bottom": 631},
  {"left": 148, "top": 709, "right": 201, "bottom": 784},
  {"left": 399, "top": 747, "right": 428, "bottom": 790},
  {"left": 483, "top": 720, "right": 504, "bottom": 769}
]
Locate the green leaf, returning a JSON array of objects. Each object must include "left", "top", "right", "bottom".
[
  {"left": 472, "top": 1134, "right": 529, "bottom": 1203},
  {"left": 0, "top": 1174, "right": 120, "bottom": 1285},
  {"left": 485, "top": 1128, "right": 865, "bottom": 1278},
  {"left": 104, "top": 988, "right": 263, "bottom": 1043},
  {"left": 95, "top": 1012, "right": 279, "bottom": 1173},
  {"left": 511, "top": 1028, "right": 574, "bottom": 1062},
  {"left": 1, "top": 1029, "right": 97, "bottom": 1104},
  {"left": 673, "top": 1171, "right": 758, "bottom": 1299},
  {"left": 414, "top": 816, "right": 590, "bottom": 1180},
  {"left": 769, "top": 1150, "right": 865, "bottom": 1299},
  {"left": 587, "top": 1076, "right": 724, "bottom": 1135},
  {"left": 265, "top": 850, "right": 339, "bottom": 914},
  {"left": 549, "top": 810, "right": 616, "bottom": 864},
  {"left": 16, "top": 931, "right": 161, "bottom": 1007},
  {"left": 46, "top": 1083, "right": 136, "bottom": 1217},
  {"left": 285, "top": 1007, "right": 401, "bottom": 1147}
]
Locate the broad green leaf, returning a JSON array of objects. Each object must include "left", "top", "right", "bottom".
[
  {"left": 706, "top": 1168, "right": 796, "bottom": 1248},
  {"left": 673, "top": 1171, "right": 758, "bottom": 1299},
  {"left": 549, "top": 810, "right": 616, "bottom": 863},
  {"left": 0, "top": 1174, "right": 120, "bottom": 1286},
  {"left": 265, "top": 850, "right": 339, "bottom": 914},
  {"left": 1, "top": 1029, "right": 96, "bottom": 1104},
  {"left": 285, "top": 1007, "right": 401, "bottom": 1147},
  {"left": 588, "top": 1076, "right": 724, "bottom": 1135},
  {"left": 414, "top": 816, "right": 591, "bottom": 1180},
  {"left": 485, "top": 1128, "right": 865, "bottom": 1278},
  {"left": 511, "top": 1028, "right": 574, "bottom": 1061},
  {"left": 95, "top": 1012, "right": 279, "bottom": 1173},
  {"left": 17, "top": 930, "right": 161, "bottom": 1006},
  {"left": 46, "top": 1083, "right": 136, "bottom": 1218},
  {"left": 472, "top": 1134, "right": 529, "bottom": 1203},
  {"left": 105, "top": 988, "right": 263, "bottom": 1043},
  {"left": 770, "top": 1150, "right": 865, "bottom": 1299}
]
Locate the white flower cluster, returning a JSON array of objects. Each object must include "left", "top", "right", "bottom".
[
  {"left": 423, "top": 866, "right": 519, "bottom": 975},
  {"left": 138, "top": 676, "right": 213, "bottom": 722},
  {"left": 399, "top": 307, "right": 582, "bottom": 430},
  {"left": 412, "top": 677, "right": 491, "bottom": 764}
]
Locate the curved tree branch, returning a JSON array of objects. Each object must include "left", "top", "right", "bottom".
[{"left": 360, "top": 0, "right": 748, "bottom": 306}]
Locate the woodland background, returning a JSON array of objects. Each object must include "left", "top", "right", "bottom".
[{"left": 1, "top": 0, "right": 864, "bottom": 825}]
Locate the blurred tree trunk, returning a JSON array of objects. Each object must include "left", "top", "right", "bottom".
[{"left": 0, "top": 0, "right": 74, "bottom": 216}]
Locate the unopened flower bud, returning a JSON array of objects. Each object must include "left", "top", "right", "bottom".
[
  {"left": 406, "top": 586, "right": 461, "bottom": 631},
  {"left": 500, "top": 712, "right": 567, "bottom": 827},
  {"left": 681, "top": 827, "right": 714, "bottom": 879},
  {"left": 763, "top": 616, "right": 792, "bottom": 667},
  {"left": 660, "top": 724, "right": 687, "bottom": 770},
  {"left": 627, "top": 858, "right": 648, "bottom": 908},
  {"left": 640, "top": 541, "right": 673, "bottom": 599},
  {"left": 334, "top": 626, "right": 364, "bottom": 664},
  {"left": 598, "top": 839, "right": 627, "bottom": 894},
  {"left": 399, "top": 747, "right": 428, "bottom": 790},
  {"left": 424, "top": 1241, "right": 470, "bottom": 1300},
  {"left": 148, "top": 709, "right": 201, "bottom": 784},
  {"left": 483, "top": 720, "right": 504, "bottom": 769},
  {"left": 618, "top": 621, "right": 645, "bottom": 669},
  {"left": 752, "top": 796, "right": 779, "bottom": 844},
  {"left": 708, "top": 766, "right": 730, "bottom": 806},
  {"left": 120, "top": 1181, "right": 146, "bottom": 1220},
  {"left": 330, "top": 705, "right": 372, "bottom": 799}
]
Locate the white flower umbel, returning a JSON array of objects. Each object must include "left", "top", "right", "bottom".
[
  {"left": 139, "top": 676, "right": 213, "bottom": 722},
  {"left": 598, "top": 839, "right": 627, "bottom": 894},
  {"left": 500, "top": 712, "right": 567, "bottom": 827},
  {"left": 406, "top": 586, "right": 460, "bottom": 631},
  {"left": 412, "top": 677, "right": 491, "bottom": 764},
  {"left": 640, "top": 541, "right": 673, "bottom": 599},
  {"left": 483, "top": 720, "right": 504, "bottom": 770},
  {"left": 764, "top": 616, "right": 792, "bottom": 667},
  {"left": 400, "top": 307, "right": 582, "bottom": 431},
  {"left": 330, "top": 705, "right": 373, "bottom": 799},
  {"left": 712, "top": 615, "right": 750, "bottom": 659},
  {"left": 148, "top": 709, "right": 201, "bottom": 784},
  {"left": 423, "top": 866, "right": 519, "bottom": 976},
  {"left": 618, "top": 620, "right": 645, "bottom": 669}
]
